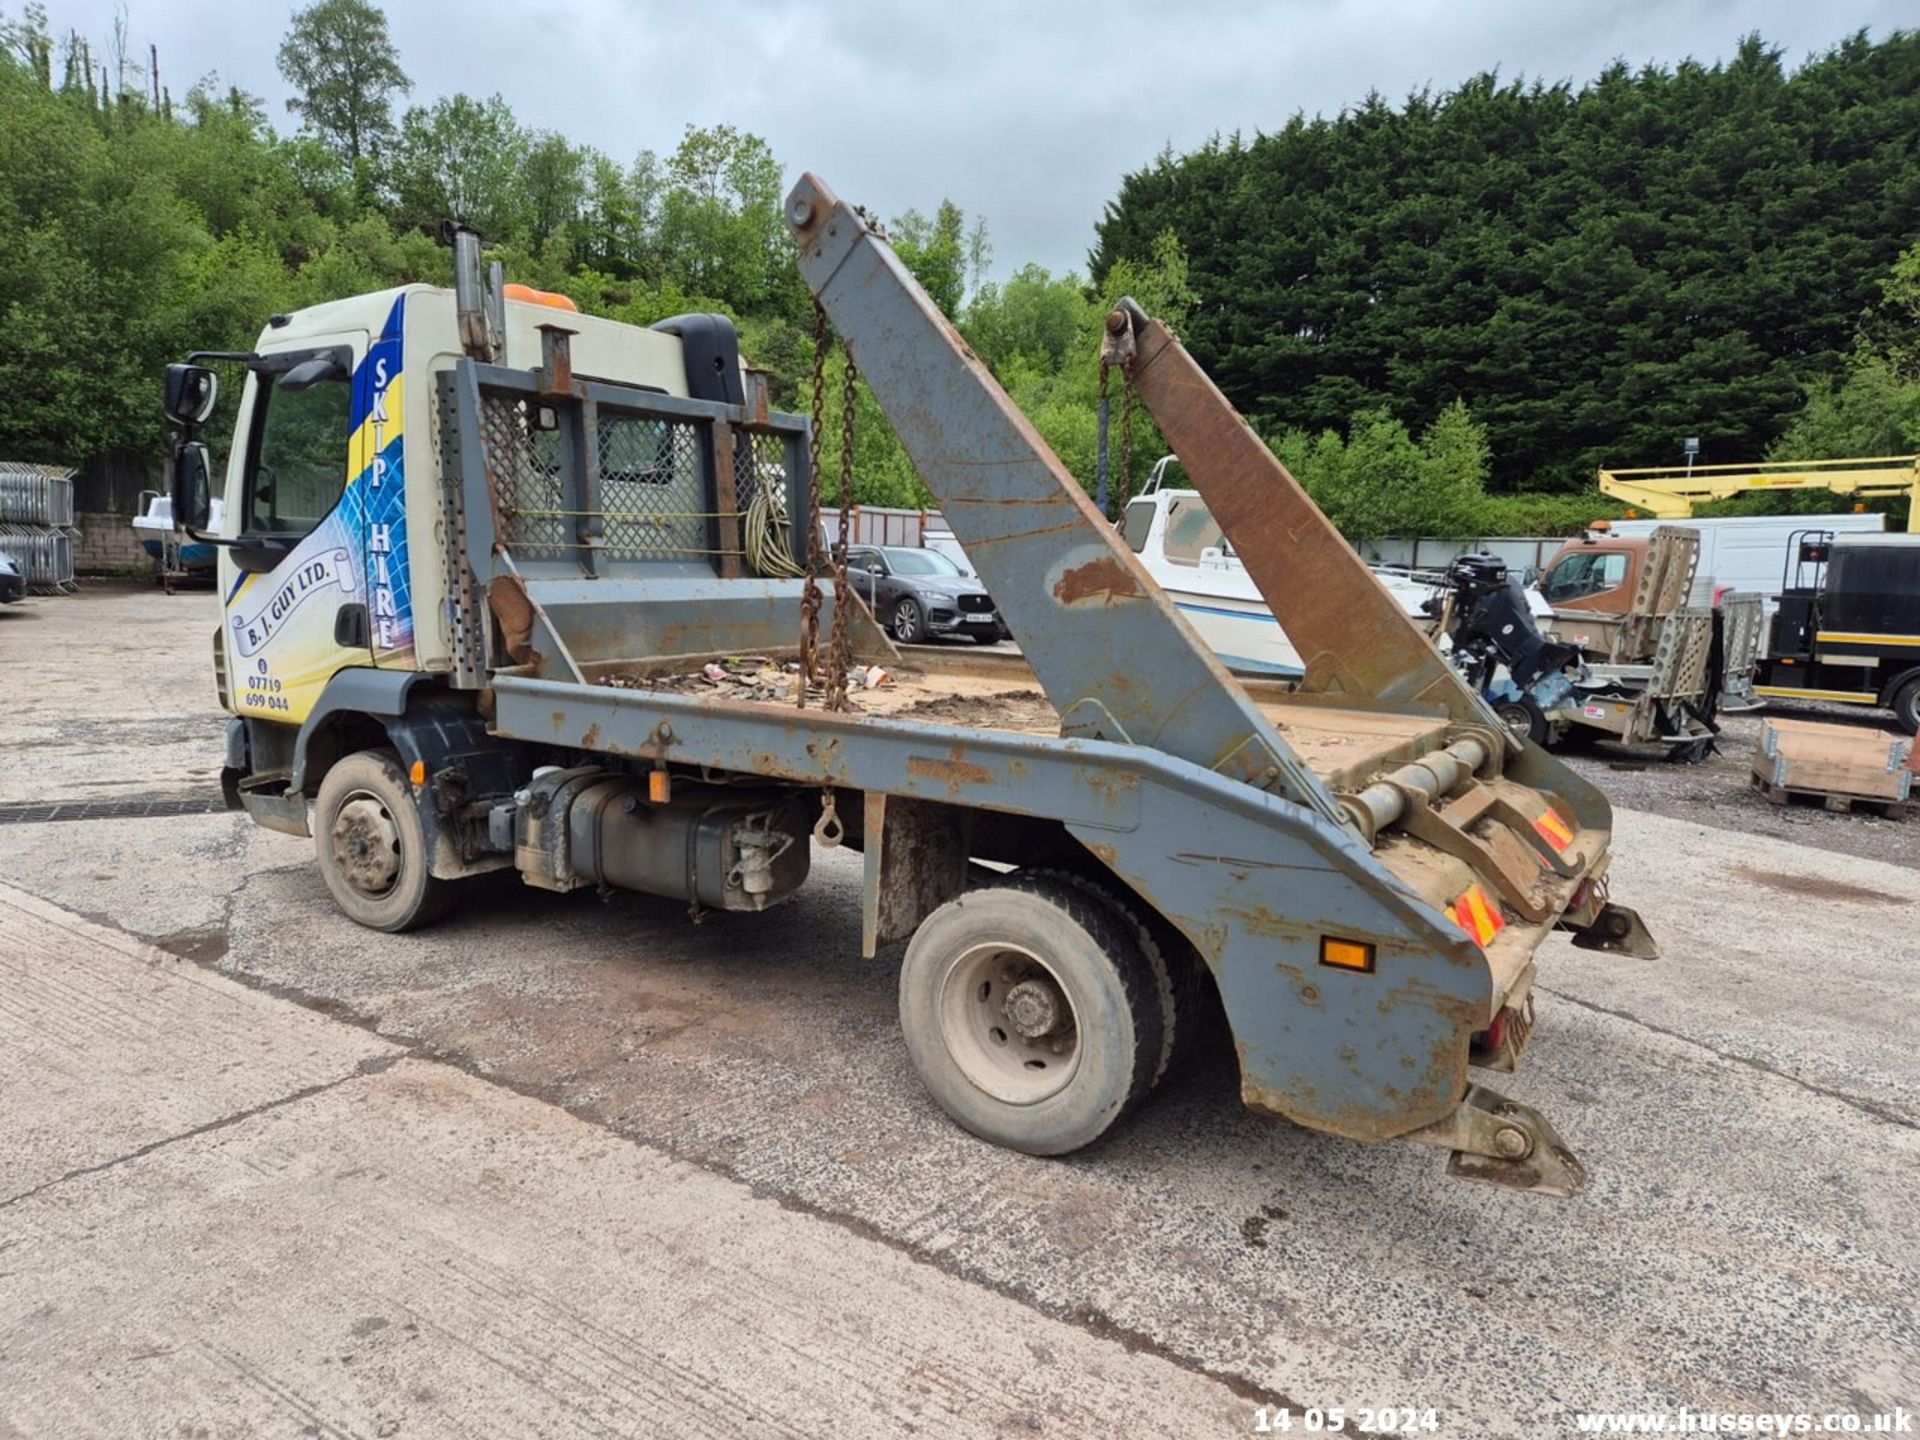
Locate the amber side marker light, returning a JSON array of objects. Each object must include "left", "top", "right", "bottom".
[
  {"left": 408, "top": 759, "right": 427, "bottom": 786},
  {"left": 1319, "top": 937, "right": 1376, "bottom": 973}
]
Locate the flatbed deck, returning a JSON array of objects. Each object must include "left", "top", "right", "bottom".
[{"left": 586, "top": 649, "right": 1452, "bottom": 795}]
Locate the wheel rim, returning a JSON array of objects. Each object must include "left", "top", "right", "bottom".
[
  {"left": 937, "top": 942, "right": 1081, "bottom": 1104},
  {"left": 893, "top": 602, "right": 918, "bottom": 640},
  {"left": 331, "top": 790, "right": 403, "bottom": 899},
  {"left": 1496, "top": 703, "right": 1533, "bottom": 740}
]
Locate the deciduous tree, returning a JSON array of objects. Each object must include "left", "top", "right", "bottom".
[{"left": 276, "top": 0, "right": 408, "bottom": 169}]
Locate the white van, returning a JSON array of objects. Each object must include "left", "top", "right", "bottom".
[{"left": 1604, "top": 512, "right": 1885, "bottom": 606}]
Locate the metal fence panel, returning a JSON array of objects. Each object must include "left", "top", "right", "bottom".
[
  {"left": 0, "top": 464, "right": 76, "bottom": 527},
  {"left": 0, "top": 523, "right": 76, "bottom": 592}
]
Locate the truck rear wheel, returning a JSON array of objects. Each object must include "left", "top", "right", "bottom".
[
  {"left": 1019, "top": 867, "right": 1217, "bottom": 1090},
  {"left": 1892, "top": 676, "right": 1920, "bottom": 736},
  {"left": 313, "top": 749, "right": 452, "bottom": 933},
  {"left": 898, "top": 875, "right": 1164, "bottom": 1155}
]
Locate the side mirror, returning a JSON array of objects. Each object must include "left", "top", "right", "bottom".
[
  {"left": 163, "top": 363, "right": 218, "bottom": 427},
  {"left": 171, "top": 439, "right": 213, "bottom": 533}
]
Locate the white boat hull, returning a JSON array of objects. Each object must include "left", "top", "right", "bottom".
[
  {"left": 1162, "top": 587, "right": 1305, "bottom": 676},
  {"left": 1122, "top": 477, "right": 1433, "bottom": 679}
]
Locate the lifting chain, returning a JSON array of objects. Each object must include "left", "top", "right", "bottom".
[
  {"left": 1095, "top": 341, "right": 1136, "bottom": 521},
  {"left": 798, "top": 298, "right": 860, "bottom": 711},
  {"left": 797, "top": 300, "right": 829, "bottom": 707},
  {"left": 823, "top": 346, "right": 858, "bottom": 710},
  {"left": 1097, "top": 359, "right": 1110, "bottom": 515}
]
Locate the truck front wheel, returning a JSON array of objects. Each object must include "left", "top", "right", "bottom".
[
  {"left": 898, "top": 875, "right": 1164, "bottom": 1155},
  {"left": 313, "top": 749, "right": 452, "bottom": 932}
]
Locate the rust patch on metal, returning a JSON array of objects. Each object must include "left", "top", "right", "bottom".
[
  {"left": 581, "top": 723, "right": 602, "bottom": 750},
  {"left": 1052, "top": 556, "right": 1142, "bottom": 608},
  {"left": 537, "top": 323, "right": 574, "bottom": 396},
  {"left": 488, "top": 573, "right": 537, "bottom": 664},
  {"left": 1220, "top": 904, "right": 1314, "bottom": 942},
  {"left": 1082, "top": 769, "right": 1139, "bottom": 806},
  {"left": 907, "top": 749, "right": 994, "bottom": 794}
]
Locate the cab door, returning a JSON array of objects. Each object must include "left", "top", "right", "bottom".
[{"left": 220, "top": 330, "right": 370, "bottom": 726}]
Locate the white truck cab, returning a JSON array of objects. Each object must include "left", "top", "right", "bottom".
[{"left": 210, "top": 283, "right": 695, "bottom": 724}]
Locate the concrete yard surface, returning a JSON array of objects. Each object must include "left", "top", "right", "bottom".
[
  {"left": 0, "top": 885, "right": 1247, "bottom": 1437},
  {"left": 1, "top": 585, "right": 1917, "bottom": 1438}
]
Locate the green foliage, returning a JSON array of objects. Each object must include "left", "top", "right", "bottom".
[
  {"left": 391, "top": 93, "right": 528, "bottom": 239},
  {"left": 1767, "top": 238, "right": 1920, "bottom": 465},
  {"left": 1095, "top": 33, "right": 1920, "bottom": 491},
  {"left": 276, "top": 0, "right": 409, "bottom": 167},
  {"left": 891, "top": 201, "right": 970, "bottom": 316},
  {"left": 964, "top": 265, "right": 1084, "bottom": 374},
  {"left": 1269, "top": 403, "right": 1600, "bottom": 539},
  {"left": 654, "top": 124, "right": 793, "bottom": 316},
  {"left": 1767, "top": 355, "right": 1920, "bottom": 461},
  {"left": 950, "top": 229, "right": 1199, "bottom": 510}
]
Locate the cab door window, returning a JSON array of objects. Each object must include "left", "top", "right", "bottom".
[
  {"left": 1542, "top": 550, "right": 1629, "bottom": 603},
  {"left": 243, "top": 361, "right": 353, "bottom": 537}
]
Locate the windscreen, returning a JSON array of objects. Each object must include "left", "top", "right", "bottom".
[{"left": 884, "top": 547, "right": 962, "bottom": 577}]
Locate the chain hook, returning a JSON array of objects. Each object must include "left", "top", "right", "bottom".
[{"left": 813, "top": 787, "right": 844, "bottom": 848}]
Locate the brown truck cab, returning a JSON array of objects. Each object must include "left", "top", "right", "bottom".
[
  {"left": 1528, "top": 527, "right": 1724, "bottom": 748},
  {"left": 1538, "top": 530, "right": 1694, "bottom": 665}
]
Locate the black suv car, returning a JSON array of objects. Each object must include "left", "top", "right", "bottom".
[{"left": 844, "top": 545, "right": 1004, "bottom": 644}]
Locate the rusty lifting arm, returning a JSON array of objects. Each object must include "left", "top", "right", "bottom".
[{"left": 1101, "top": 297, "right": 1505, "bottom": 740}]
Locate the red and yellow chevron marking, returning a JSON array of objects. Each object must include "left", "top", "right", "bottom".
[
  {"left": 1532, "top": 809, "right": 1574, "bottom": 852},
  {"left": 1449, "top": 884, "right": 1505, "bottom": 948}
]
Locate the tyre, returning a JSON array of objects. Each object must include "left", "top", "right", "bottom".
[
  {"left": 1494, "top": 697, "right": 1547, "bottom": 745},
  {"left": 313, "top": 748, "right": 453, "bottom": 932},
  {"left": 898, "top": 875, "right": 1164, "bottom": 1155},
  {"left": 891, "top": 597, "right": 927, "bottom": 644},
  {"left": 1022, "top": 867, "right": 1215, "bottom": 1089},
  {"left": 1892, "top": 676, "right": 1920, "bottom": 736}
]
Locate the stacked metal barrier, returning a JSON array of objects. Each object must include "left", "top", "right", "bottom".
[{"left": 0, "top": 463, "right": 79, "bottom": 593}]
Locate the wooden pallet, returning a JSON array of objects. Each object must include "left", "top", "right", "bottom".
[{"left": 1750, "top": 773, "right": 1910, "bottom": 819}]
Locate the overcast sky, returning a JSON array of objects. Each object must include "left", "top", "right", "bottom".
[{"left": 46, "top": 0, "right": 1913, "bottom": 279}]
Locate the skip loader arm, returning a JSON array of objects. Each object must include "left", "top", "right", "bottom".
[{"left": 1104, "top": 298, "right": 1496, "bottom": 730}]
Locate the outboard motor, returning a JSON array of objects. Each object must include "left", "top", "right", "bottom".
[{"left": 1441, "top": 554, "right": 1583, "bottom": 737}]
